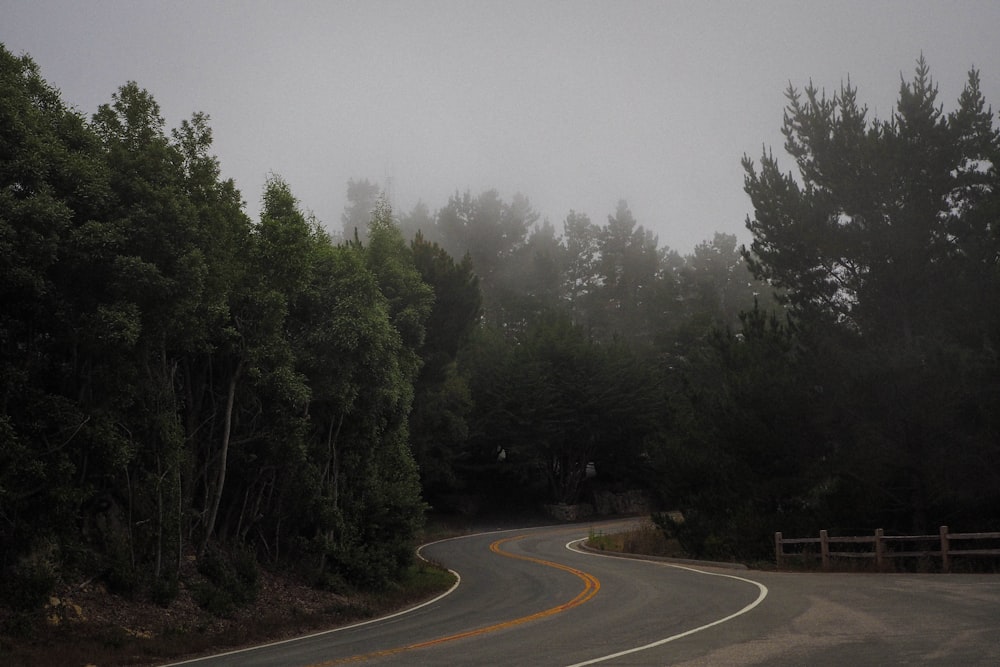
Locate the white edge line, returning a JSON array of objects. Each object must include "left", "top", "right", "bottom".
[
  {"left": 162, "top": 523, "right": 607, "bottom": 665},
  {"left": 163, "top": 535, "right": 475, "bottom": 666},
  {"left": 562, "top": 538, "right": 769, "bottom": 667}
]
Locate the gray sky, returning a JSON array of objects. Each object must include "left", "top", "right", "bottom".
[{"left": 4, "top": 1, "right": 999, "bottom": 252}]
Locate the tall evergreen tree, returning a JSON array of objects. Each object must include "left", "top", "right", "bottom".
[
  {"left": 341, "top": 177, "right": 380, "bottom": 243},
  {"left": 437, "top": 189, "right": 537, "bottom": 329},
  {"left": 742, "top": 57, "right": 1000, "bottom": 533},
  {"left": 593, "top": 200, "right": 659, "bottom": 344},
  {"left": 409, "top": 231, "right": 481, "bottom": 499}
]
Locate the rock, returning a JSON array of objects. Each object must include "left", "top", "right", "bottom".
[{"left": 543, "top": 503, "right": 594, "bottom": 521}]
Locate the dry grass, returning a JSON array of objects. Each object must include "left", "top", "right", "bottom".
[
  {"left": 586, "top": 521, "right": 687, "bottom": 558},
  {"left": 0, "top": 561, "right": 455, "bottom": 667}
]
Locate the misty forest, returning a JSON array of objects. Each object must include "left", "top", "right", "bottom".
[{"left": 3, "top": 43, "right": 1000, "bottom": 618}]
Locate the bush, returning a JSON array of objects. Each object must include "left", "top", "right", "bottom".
[
  {"left": 654, "top": 506, "right": 773, "bottom": 562},
  {"left": 193, "top": 546, "right": 259, "bottom": 616},
  {"left": 104, "top": 556, "right": 139, "bottom": 598},
  {"left": 1, "top": 559, "right": 57, "bottom": 613},
  {"left": 151, "top": 574, "right": 179, "bottom": 607}
]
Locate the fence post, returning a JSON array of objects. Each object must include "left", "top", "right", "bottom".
[
  {"left": 820, "top": 529, "right": 830, "bottom": 571},
  {"left": 875, "top": 528, "right": 884, "bottom": 571},
  {"left": 775, "top": 532, "right": 783, "bottom": 569},
  {"left": 940, "top": 525, "right": 950, "bottom": 573}
]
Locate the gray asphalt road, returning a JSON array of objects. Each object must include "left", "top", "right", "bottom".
[{"left": 168, "top": 519, "right": 1000, "bottom": 666}]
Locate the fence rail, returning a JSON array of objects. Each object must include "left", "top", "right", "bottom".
[{"left": 774, "top": 526, "right": 1000, "bottom": 572}]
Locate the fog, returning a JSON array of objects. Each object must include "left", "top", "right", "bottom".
[{"left": 4, "top": 0, "right": 999, "bottom": 251}]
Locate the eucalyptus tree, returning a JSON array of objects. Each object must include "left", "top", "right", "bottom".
[
  {"left": 197, "top": 185, "right": 430, "bottom": 587},
  {"left": 195, "top": 175, "right": 313, "bottom": 553},
  {"left": 0, "top": 46, "right": 459, "bottom": 611},
  {"left": 0, "top": 46, "right": 112, "bottom": 584},
  {"left": 286, "top": 225, "right": 421, "bottom": 586},
  {"left": 320, "top": 198, "right": 430, "bottom": 585},
  {"left": 90, "top": 81, "right": 232, "bottom": 584},
  {"left": 169, "top": 112, "right": 253, "bottom": 561},
  {"left": 365, "top": 197, "right": 433, "bottom": 380}
]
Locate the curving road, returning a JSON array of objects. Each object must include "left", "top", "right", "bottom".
[{"left": 169, "top": 519, "right": 1000, "bottom": 666}]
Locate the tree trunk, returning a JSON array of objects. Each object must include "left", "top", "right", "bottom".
[
  {"left": 319, "top": 412, "right": 344, "bottom": 572},
  {"left": 155, "top": 453, "right": 163, "bottom": 580},
  {"left": 202, "top": 359, "right": 242, "bottom": 552}
]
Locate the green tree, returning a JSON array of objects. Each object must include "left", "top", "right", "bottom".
[
  {"left": 409, "top": 231, "right": 481, "bottom": 499},
  {"left": 398, "top": 200, "right": 440, "bottom": 245},
  {"left": 290, "top": 233, "right": 416, "bottom": 586},
  {"left": 437, "top": 190, "right": 537, "bottom": 329},
  {"left": 0, "top": 46, "right": 112, "bottom": 588},
  {"left": 742, "top": 57, "right": 1000, "bottom": 533},
  {"left": 561, "top": 210, "right": 602, "bottom": 327},
  {"left": 593, "top": 200, "right": 660, "bottom": 344},
  {"left": 341, "top": 177, "right": 380, "bottom": 243},
  {"left": 744, "top": 57, "right": 1000, "bottom": 344},
  {"left": 516, "top": 315, "right": 661, "bottom": 504},
  {"left": 196, "top": 175, "right": 312, "bottom": 552},
  {"left": 91, "top": 81, "right": 217, "bottom": 586},
  {"left": 654, "top": 233, "right": 779, "bottom": 354},
  {"left": 170, "top": 111, "right": 253, "bottom": 560},
  {"left": 0, "top": 47, "right": 470, "bottom": 614},
  {"left": 512, "top": 219, "right": 565, "bottom": 323},
  {"left": 365, "top": 197, "right": 434, "bottom": 374},
  {"left": 461, "top": 313, "right": 662, "bottom": 508},
  {"left": 655, "top": 304, "right": 823, "bottom": 560},
  {"left": 318, "top": 198, "right": 430, "bottom": 585}
]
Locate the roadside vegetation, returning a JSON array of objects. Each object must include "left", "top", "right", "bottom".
[
  {"left": 587, "top": 521, "right": 687, "bottom": 560},
  {"left": 3, "top": 41, "right": 1000, "bottom": 664},
  {"left": 0, "top": 552, "right": 455, "bottom": 667}
]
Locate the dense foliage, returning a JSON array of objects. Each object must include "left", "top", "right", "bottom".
[
  {"left": 653, "top": 60, "right": 1000, "bottom": 560},
  {"left": 3, "top": 44, "right": 999, "bottom": 624},
  {"left": 0, "top": 47, "right": 435, "bottom": 613},
  {"left": 734, "top": 57, "right": 1000, "bottom": 540}
]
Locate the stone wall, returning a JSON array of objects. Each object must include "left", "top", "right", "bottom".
[
  {"left": 543, "top": 502, "right": 594, "bottom": 522},
  {"left": 544, "top": 490, "right": 650, "bottom": 521},
  {"left": 593, "top": 489, "right": 650, "bottom": 516}
]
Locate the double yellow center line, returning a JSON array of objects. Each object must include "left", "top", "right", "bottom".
[{"left": 311, "top": 535, "right": 601, "bottom": 665}]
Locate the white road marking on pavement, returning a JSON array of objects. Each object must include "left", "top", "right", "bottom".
[{"left": 564, "top": 539, "right": 768, "bottom": 667}]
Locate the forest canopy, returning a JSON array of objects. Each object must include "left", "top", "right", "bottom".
[{"left": 2, "top": 45, "right": 998, "bottom": 620}]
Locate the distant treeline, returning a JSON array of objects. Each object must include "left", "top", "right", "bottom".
[{"left": 3, "top": 43, "right": 999, "bottom": 621}]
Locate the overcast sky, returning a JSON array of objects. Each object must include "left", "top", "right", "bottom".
[{"left": 4, "top": 1, "right": 1000, "bottom": 252}]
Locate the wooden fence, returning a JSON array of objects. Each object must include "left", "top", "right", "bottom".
[{"left": 774, "top": 526, "right": 1000, "bottom": 572}]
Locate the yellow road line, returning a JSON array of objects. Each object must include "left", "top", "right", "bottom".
[{"left": 308, "top": 535, "right": 601, "bottom": 666}]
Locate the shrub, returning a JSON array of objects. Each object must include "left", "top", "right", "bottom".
[
  {"left": 193, "top": 546, "right": 259, "bottom": 616},
  {"left": 1, "top": 550, "right": 58, "bottom": 612},
  {"left": 1, "top": 564, "right": 55, "bottom": 613}
]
